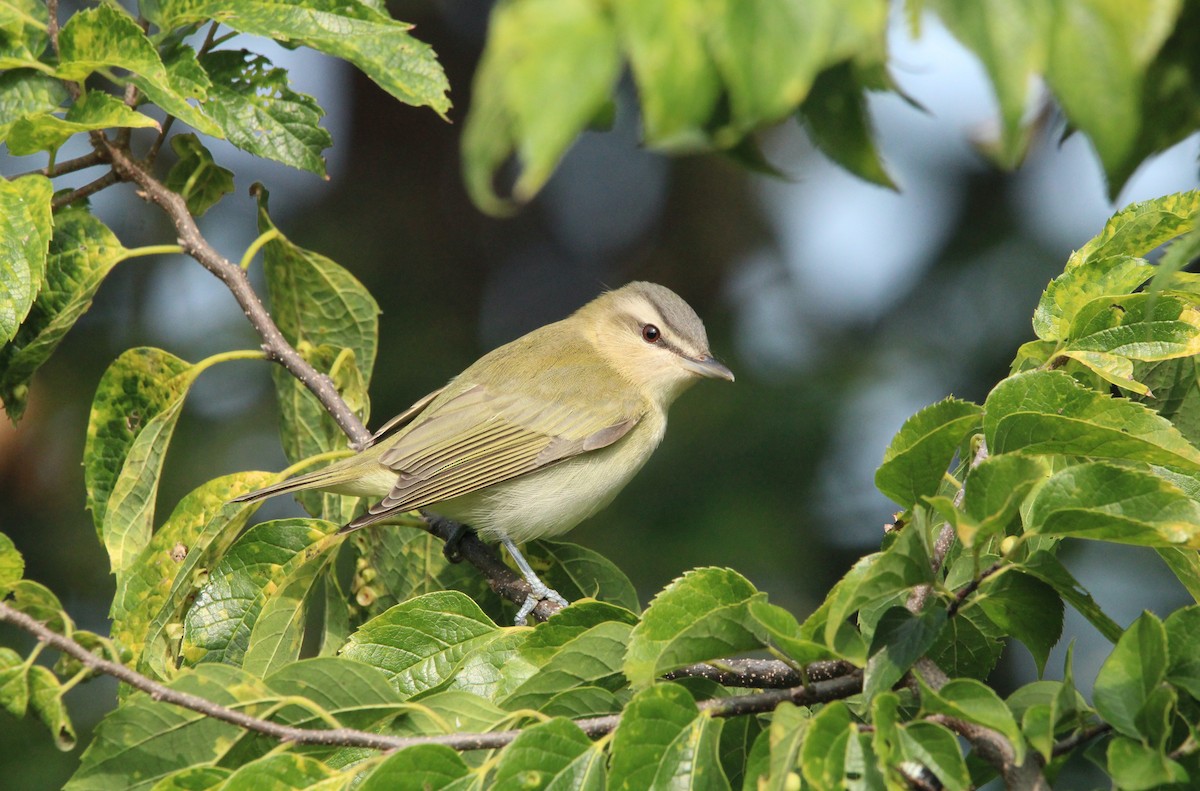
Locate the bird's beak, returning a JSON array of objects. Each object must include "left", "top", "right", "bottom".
[{"left": 684, "top": 355, "right": 735, "bottom": 382}]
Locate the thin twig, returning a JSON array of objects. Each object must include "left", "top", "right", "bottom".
[
  {"left": 23, "top": 151, "right": 108, "bottom": 178},
  {"left": 946, "top": 560, "right": 1003, "bottom": 619},
  {"left": 0, "top": 599, "right": 862, "bottom": 753},
  {"left": 1051, "top": 723, "right": 1111, "bottom": 758},
  {"left": 51, "top": 170, "right": 120, "bottom": 211}
]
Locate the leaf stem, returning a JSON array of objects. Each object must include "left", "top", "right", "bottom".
[
  {"left": 240, "top": 228, "right": 282, "bottom": 271},
  {"left": 122, "top": 244, "right": 185, "bottom": 259},
  {"left": 192, "top": 348, "right": 269, "bottom": 377}
]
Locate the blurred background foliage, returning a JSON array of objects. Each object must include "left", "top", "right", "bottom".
[{"left": 1, "top": 0, "right": 1199, "bottom": 786}]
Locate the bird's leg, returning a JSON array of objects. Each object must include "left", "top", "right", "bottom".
[{"left": 501, "top": 537, "right": 569, "bottom": 625}]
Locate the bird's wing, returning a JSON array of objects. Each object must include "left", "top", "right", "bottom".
[
  {"left": 366, "top": 386, "right": 445, "bottom": 446},
  {"left": 345, "top": 383, "right": 642, "bottom": 529}
]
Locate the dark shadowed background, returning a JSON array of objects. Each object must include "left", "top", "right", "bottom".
[{"left": 1, "top": 2, "right": 1198, "bottom": 787}]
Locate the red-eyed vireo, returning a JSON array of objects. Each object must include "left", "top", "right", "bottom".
[{"left": 234, "top": 282, "right": 734, "bottom": 622}]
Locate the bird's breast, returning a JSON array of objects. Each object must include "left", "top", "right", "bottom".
[{"left": 436, "top": 410, "right": 667, "bottom": 544}]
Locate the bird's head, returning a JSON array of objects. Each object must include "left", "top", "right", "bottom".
[{"left": 581, "top": 281, "right": 734, "bottom": 406}]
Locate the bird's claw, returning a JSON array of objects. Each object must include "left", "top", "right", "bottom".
[{"left": 513, "top": 581, "right": 569, "bottom": 626}]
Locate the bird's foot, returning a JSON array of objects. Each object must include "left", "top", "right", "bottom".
[
  {"left": 424, "top": 513, "right": 473, "bottom": 563},
  {"left": 514, "top": 580, "right": 570, "bottom": 626},
  {"left": 440, "top": 521, "right": 473, "bottom": 564}
]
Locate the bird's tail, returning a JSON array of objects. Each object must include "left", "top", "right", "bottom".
[{"left": 230, "top": 463, "right": 354, "bottom": 504}]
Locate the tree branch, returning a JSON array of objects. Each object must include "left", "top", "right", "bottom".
[{"left": 0, "top": 598, "right": 862, "bottom": 753}]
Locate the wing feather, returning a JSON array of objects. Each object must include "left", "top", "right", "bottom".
[{"left": 349, "top": 382, "right": 644, "bottom": 529}]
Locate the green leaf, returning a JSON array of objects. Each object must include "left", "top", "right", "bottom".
[
  {"left": 28, "top": 665, "right": 75, "bottom": 751},
  {"left": 1026, "top": 462, "right": 1200, "bottom": 548},
  {"left": 501, "top": 617, "right": 631, "bottom": 712},
  {"left": 611, "top": 0, "right": 720, "bottom": 150},
  {"left": 1106, "top": 736, "right": 1189, "bottom": 790},
  {"left": 898, "top": 721, "right": 970, "bottom": 791},
  {"left": 624, "top": 568, "right": 764, "bottom": 686},
  {"left": 0, "top": 531, "right": 24, "bottom": 597},
  {"left": 0, "top": 70, "right": 66, "bottom": 140},
  {"left": 926, "top": 605, "right": 1006, "bottom": 680},
  {"left": 1157, "top": 547, "right": 1200, "bottom": 603},
  {"left": 824, "top": 523, "right": 933, "bottom": 648},
  {"left": 751, "top": 702, "right": 808, "bottom": 791},
  {"left": 1046, "top": 0, "right": 1181, "bottom": 186},
  {"left": 1, "top": 206, "right": 130, "bottom": 421},
  {"left": 748, "top": 598, "right": 838, "bottom": 665},
  {"left": 164, "top": 134, "right": 234, "bottom": 217},
  {"left": 66, "top": 665, "right": 274, "bottom": 791},
  {"left": 1093, "top": 611, "right": 1168, "bottom": 739},
  {"left": 929, "top": 0, "right": 1049, "bottom": 168},
  {"left": 137, "top": 473, "right": 278, "bottom": 682},
  {"left": 112, "top": 472, "right": 275, "bottom": 664},
  {"left": 1018, "top": 550, "right": 1121, "bottom": 642},
  {"left": 983, "top": 370, "right": 1200, "bottom": 470},
  {"left": 7, "top": 579, "right": 68, "bottom": 632},
  {"left": 462, "top": 0, "right": 620, "bottom": 213},
  {"left": 919, "top": 676, "right": 1025, "bottom": 763},
  {"left": 1164, "top": 605, "right": 1200, "bottom": 699},
  {"left": 1033, "top": 256, "right": 1155, "bottom": 341},
  {"left": 265, "top": 657, "right": 407, "bottom": 735},
  {"left": 0, "top": 0, "right": 48, "bottom": 69},
  {"left": 1059, "top": 293, "right": 1200, "bottom": 393},
  {"left": 149, "top": 0, "right": 449, "bottom": 116},
  {"left": 1069, "top": 189, "right": 1200, "bottom": 270},
  {"left": 651, "top": 712, "right": 729, "bottom": 790},
  {"left": 341, "top": 590, "right": 501, "bottom": 698},
  {"left": 217, "top": 754, "right": 336, "bottom": 790},
  {"left": 875, "top": 397, "right": 983, "bottom": 507},
  {"left": 359, "top": 745, "right": 469, "bottom": 791},
  {"left": 934, "top": 454, "right": 1047, "bottom": 548},
  {"left": 799, "top": 701, "right": 853, "bottom": 791},
  {"left": 707, "top": 0, "right": 844, "bottom": 137},
  {"left": 85, "top": 347, "right": 198, "bottom": 579},
  {"left": 180, "top": 518, "right": 335, "bottom": 667},
  {"left": 491, "top": 718, "right": 604, "bottom": 791},
  {"left": 608, "top": 684, "right": 728, "bottom": 791},
  {"left": 7, "top": 90, "right": 159, "bottom": 156},
  {"left": 55, "top": 4, "right": 166, "bottom": 83},
  {"left": 242, "top": 545, "right": 336, "bottom": 677},
  {"left": 800, "top": 60, "right": 895, "bottom": 189},
  {"left": 528, "top": 540, "right": 640, "bottom": 613},
  {"left": 148, "top": 766, "right": 231, "bottom": 791},
  {"left": 972, "top": 569, "right": 1063, "bottom": 675},
  {"left": 130, "top": 44, "right": 223, "bottom": 139},
  {"left": 200, "top": 50, "right": 332, "bottom": 176},
  {"left": 258, "top": 186, "right": 378, "bottom": 498},
  {"left": 864, "top": 606, "right": 947, "bottom": 701},
  {"left": 0, "top": 648, "right": 29, "bottom": 718},
  {"left": 0, "top": 174, "right": 52, "bottom": 346}
]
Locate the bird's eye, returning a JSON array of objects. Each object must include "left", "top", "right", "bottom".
[{"left": 641, "top": 324, "right": 661, "bottom": 343}]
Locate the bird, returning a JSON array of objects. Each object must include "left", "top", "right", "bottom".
[{"left": 233, "top": 281, "right": 734, "bottom": 623}]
